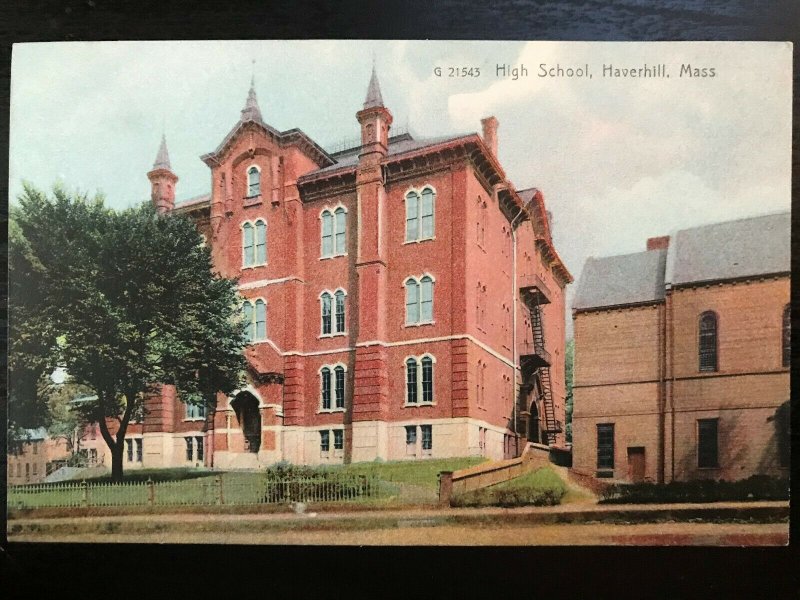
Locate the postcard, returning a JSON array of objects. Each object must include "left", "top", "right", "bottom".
[{"left": 7, "top": 40, "right": 791, "bottom": 546}]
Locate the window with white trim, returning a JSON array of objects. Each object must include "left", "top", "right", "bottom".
[
  {"left": 405, "top": 276, "right": 434, "bottom": 325},
  {"left": 333, "top": 429, "right": 344, "bottom": 456},
  {"left": 405, "top": 425, "right": 417, "bottom": 456},
  {"left": 405, "top": 355, "right": 435, "bottom": 405},
  {"left": 320, "top": 365, "right": 346, "bottom": 411},
  {"left": 242, "top": 299, "right": 267, "bottom": 342},
  {"left": 242, "top": 220, "right": 267, "bottom": 267},
  {"left": 421, "top": 425, "right": 433, "bottom": 455},
  {"left": 405, "top": 187, "right": 436, "bottom": 242},
  {"left": 247, "top": 165, "right": 261, "bottom": 197},
  {"left": 186, "top": 403, "right": 206, "bottom": 420},
  {"left": 321, "top": 207, "right": 347, "bottom": 257},
  {"left": 321, "top": 292, "right": 332, "bottom": 335},
  {"left": 335, "top": 290, "right": 346, "bottom": 333}
]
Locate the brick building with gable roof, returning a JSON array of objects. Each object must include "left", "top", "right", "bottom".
[
  {"left": 572, "top": 212, "right": 790, "bottom": 482},
  {"left": 119, "top": 67, "right": 572, "bottom": 469}
]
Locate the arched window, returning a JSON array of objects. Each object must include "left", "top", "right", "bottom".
[
  {"left": 321, "top": 211, "right": 334, "bottom": 257},
  {"left": 335, "top": 290, "right": 346, "bottom": 333},
  {"left": 334, "top": 208, "right": 346, "bottom": 254},
  {"left": 421, "top": 356, "right": 434, "bottom": 403},
  {"left": 254, "top": 299, "right": 266, "bottom": 340},
  {"left": 420, "top": 188, "right": 435, "bottom": 239},
  {"left": 405, "top": 188, "right": 436, "bottom": 242},
  {"left": 255, "top": 220, "right": 267, "bottom": 264},
  {"left": 699, "top": 311, "right": 718, "bottom": 372},
  {"left": 321, "top": 207, "right": 347, "bottom": 258},
  {"left": 321, "top": 292, "right": 332, "bottom": 335},
  {"left": 406, "top": 358, "right": 418, "bottom": 404},
  {"left": 334, "top": 366, "right": 345, "bottom": 409},
  {"left": 405, "top": 191, "right": 419, "bottom": 241},
  {"left": 242, "top": 222, "right": 254, "bottom": 267},
  {"left": 247, "top": 166, "right": 260, "bottom": 197},
  {"left": 405, "top": 279, "right": 420, "bottom": 324},
  {"left": 420, "top": 276, "right": 434, "bottom": 322},
  {"left": 405, "top": 356, "right": 435, "bottom": 405},
  {"left": 321, "top": 367, "right": 332, "bottom": 410},
  {"left": 242, "top": 301, "right": 254, "bottom": 342},
  {"left": 783, "top": 305, "right": 790, "bottom": 368}
]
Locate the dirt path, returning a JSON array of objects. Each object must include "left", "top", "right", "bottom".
[{"left": 8, "top": 521, "right": 787, "bottom": 546}]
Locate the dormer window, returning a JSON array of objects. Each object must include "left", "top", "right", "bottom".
[{"left": 247, "top": 166, "right": 261, "bottom": 197}]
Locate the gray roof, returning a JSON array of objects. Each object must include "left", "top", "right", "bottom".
[
  {"left": 363, "top": 66, "right": 384, "bottom": 109},
  {"left": 665, "top": 211, "right": 790, "bottom": 287},
  {"left": 573, "top": 249, "right": 667, "bottom": 311},
  {"left": 174, "top": 193, "right": 211, "bottom": 210},
  {"left": 311, "top": 132, "right": 473, "bottom": 177},
  {"left": 152, "top": 134, "right": 171, "bottom": 170},
  {"left": 574, "top": 211, "right": 790, "bottom": 311}
]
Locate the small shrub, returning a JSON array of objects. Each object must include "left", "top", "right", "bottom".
[{"left": 599, "top": 475, "right": 789, "bottom": 504}]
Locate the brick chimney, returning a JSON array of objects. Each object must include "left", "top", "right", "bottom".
[
  {"left": 647, "top": 235, "right": 670, "bottom": 250},
  {"left": 481, "top": 116, "right": 499, "bottom": 157}
]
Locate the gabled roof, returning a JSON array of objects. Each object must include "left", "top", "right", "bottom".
[
  {"left": 174, "top": 193, "right": 211, "bottom": 212},
  {"left": 573, "top": 249, "right": 668, "bottom": 312},
  {"left": 573, "top": 210, "right": 790, "bottom": 312},
  {"left": 665, "top": 211, "right": 790, "bottom": 287}
]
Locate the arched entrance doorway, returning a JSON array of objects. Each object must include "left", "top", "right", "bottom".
[
  {"left": 528, "top": 400, "right": 541, "bottom": 444},
  {"left": 231, "top": 392, "right": 261, "bottom": 453}
]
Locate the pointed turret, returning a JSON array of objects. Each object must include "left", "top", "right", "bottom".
[
  {"left": 240, "top": 76, "right": 263, "bottom": 122},
  {"left": 152, "top": 133, "right": 172, "bottom": 170},
  {"left": 357, "top": 65, "right": 392, "bottom": 158},
  {"left": 363, "top": 65, "right": 384, "bottom": 109},
  {"left": 147, "top": 134, "right": 178, "bottom": 214}
]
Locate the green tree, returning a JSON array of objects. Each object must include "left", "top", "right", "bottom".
[
  {"left": 10, "top": 185, "right": 248, "bottom": 480},
  {"left": 565, "top": 338, "right": 574, "bottom": 443},
  {"left": 46, "top": 381, "right": 93, "bottom": 456}
]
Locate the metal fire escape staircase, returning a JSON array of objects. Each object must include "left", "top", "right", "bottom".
[{"left": 518, "top": 276, "right": 561, "bottom": 446}]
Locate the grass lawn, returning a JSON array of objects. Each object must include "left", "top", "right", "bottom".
[
  {"left": 8, "top": 457, "right": 487, "bottom": 509},
  {"left": 451, "top": 466, "right": 568, "bottom": 507}
]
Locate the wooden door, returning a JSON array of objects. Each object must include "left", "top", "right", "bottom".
[{"left": 627, "top": 447, "right": 646, "bottom": 483}]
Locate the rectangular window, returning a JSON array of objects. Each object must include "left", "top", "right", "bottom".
[
  {"left": 255, "top": 300, "right": 267, "bottom": 340},
  {"left": 320, "top": 430, "right": 330, "bottom": 453},
  {"left": 126, "top": 439, "right": 134, "bottom": 462},
  {"left": 405, "top": 425, "right": 417, "bottom": 455},
  {"left": 32, "top": 443, "right": 38, "bottom": 455},
  {"left": 335, "top": 293, "right": 346, "bottom": 333},
  {"left": 596, "top": 424, "right": 615, "bottom": 471},
  {"left": 321, "top": 369, "right": 332, "bottom": 410},
  {"left": 185, "top": 437, "right": 193, "bottom": 462},
  {"left": 333, "top": 429, "right": 344, "bottom": 451},
  {"left": 420, "top": 279, "right": 433, "bottom": 322},
  {"left": 420, "top": 188, "right": 434, "bottom": 239},
  {"left": 255, "top": 222, "right": 267, "bottom": 264},
  {"left": 322, "top": 213, "right": 333, "bottom": 257},
  {"left": 698, "top": 419, "right": 719, "bottom": 468},
  {"left": 335, "top": 210, "right": 346, "bottom": 254},
  {"left": 334, "top": 367, "right": 345, "bottom": 409},
  {"left": 406, "top": 282, "right": 419, "bottom": 324},
  {"left": 406, "top": 192, "right": 419, "bottom": 241},
  {"left": 195, "top": 436, "right": 204, "bottom": 462},
  {"left": 135, "top": 438, "right": 143, "bottom": 462},
  {"left": 243, "top": 225, "right": 254, "bottom": 267},
  {"left": 186, "top": 403, "right": 206, "bottom": 420},
  {"left": 322, "top": 295, "right": 332, "bottom": 335},
  {"left": 422, "top": 359, "right": 433, "bottom": 403},
  {"left": 421, "top": 425, "right": 433, "bottom": 454},
  {"left": 406, "top": 359, "right": 418, "bottom": 404}
]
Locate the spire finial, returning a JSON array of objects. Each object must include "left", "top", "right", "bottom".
[
  {"left": 153, "top": 133, "right": 172, "bottom": 171},
  {"left": 363, "top": 62, "right": 384, "bottom": 109},
  {"left": 241, "top": 66, "right": 263, "bottom": 123}
]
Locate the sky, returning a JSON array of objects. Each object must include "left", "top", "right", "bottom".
[{"left": 9, "top": 41, "right": 792, "bottom": 335}]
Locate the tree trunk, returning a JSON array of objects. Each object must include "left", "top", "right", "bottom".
[{"left": 110, "top": 441, "right": 125, "bottom": 482}]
